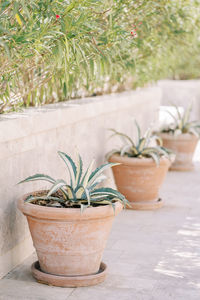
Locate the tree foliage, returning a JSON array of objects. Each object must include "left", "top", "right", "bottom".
[{"left": 0, "top": 0, "right": 200, "bottom": 113}]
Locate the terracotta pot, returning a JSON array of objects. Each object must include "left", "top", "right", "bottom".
[
  {"left": 159, "top": 133, "right": 198, "bottom": 171},
  {"left": 18, "top": 193, "right": 122, "bottom": 278},
  {"left": 109, "top": 155, "right": 170, "bottom": 210}
]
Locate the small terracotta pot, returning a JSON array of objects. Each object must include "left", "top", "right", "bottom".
[
  {"left": 18, "top": 193, "right": 122, "bottom": 278},
  {"left": 109, "top": 155, "right": 170, "bottom": 210},
  {"left": 159, "top": 133, "right": 198, "bottom": 171}
]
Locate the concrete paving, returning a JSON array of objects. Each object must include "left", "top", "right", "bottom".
[{"left": 0, "top": 165, "right": 200, "bottom": 300}]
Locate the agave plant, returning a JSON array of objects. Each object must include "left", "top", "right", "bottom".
[
  {"left": 18, "top": 151, "right": 127, "bottom": 211},
  {"left": 161, "top": 103, "right": 200, "bottom": 136},
  {"left": 107, "top": 121, "right": 172, "bottom": 165}
]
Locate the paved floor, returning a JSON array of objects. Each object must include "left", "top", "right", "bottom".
[{"left": 1, "top": 165, "right": 200, "bottom": 300}]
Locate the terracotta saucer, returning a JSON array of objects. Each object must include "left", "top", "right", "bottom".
[
  {"left": 127, "top": 198, "right": 163, "bottom": 210},
  {"left": 31, "top": 261, "right": 107, "bottom": 287},
  {"left": 169, "top": 164, "right": 194, "bottom": 172}
]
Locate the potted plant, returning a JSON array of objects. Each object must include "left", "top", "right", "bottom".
[
  {"left": 107, "top": 122, "right": 172, "bottom": 210},
  {"left": 158, "top": 104, "right": 200, "bottom": 171},
  {"left": 18, "top": 151, "right": 127, "bottom": 287}
]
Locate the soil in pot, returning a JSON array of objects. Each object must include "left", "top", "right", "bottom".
[
  {"left": 109, "top": 155, "right": 170, "bottom": 210},
  {"left": 18, "top": 193, "right": 123, "bottom": 287},
  {"left": 160, "top": 133, "right": 198, "bottom": 171}
]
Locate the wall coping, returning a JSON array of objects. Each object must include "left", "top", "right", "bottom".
[
  {"left": 158, "top": 79, "right": 200, "bottom": 88},
  {"left": 0, "top": 87, "right": 161, "bottom": 143}
]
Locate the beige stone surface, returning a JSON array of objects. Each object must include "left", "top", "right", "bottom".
[
  {"left": 0, "top": 87, "right": 161, "bottom": 278},
  {"left": 1, "top": 166, "right": 200, "bottom": 299}
]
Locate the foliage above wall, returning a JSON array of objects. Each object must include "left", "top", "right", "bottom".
[{"left": 0, "top": 0, "right": 200, "bottom": 113}]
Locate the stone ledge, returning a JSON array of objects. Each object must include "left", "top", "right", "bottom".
[{"left": 0, "top": 87, "right": 161, "bottom": 143}]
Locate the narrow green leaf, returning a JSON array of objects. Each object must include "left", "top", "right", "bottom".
[
  {"left": 164, "top": 110, "right": 178, "bottom": 126},
  {"left": 85, "top": 188, "right": 91, "bottom": 206},
  {"left": 120, "top": 145, "right": 131, "bottom": 156},
  {"left": 135, "top": 120, "right": 141, "bottom": 143},
  {"left": 75, "top": 185, "right": 85, "bottom": 199},
  {"left": 90, "top": 187, "right": 125, "bottom": 201},
  {"left": 130, "top": 146, "right": 139, "bottom": 156},
  {"left": 109, "top": 129, "right": 135, "bottom": 146},
  {"left": 75, "top": 153, "right": 83, "bottom": 186},
  {"left": 65, "top": 185, "right": 76, "bottom": 200},
  {"left": 147, "top": 152, "right": 160, "bottom": 166},
  {"left": 183, "top": 102, "right": 192, "bottom": 126},
  {"left": 137, "top": 137, "right": 146, "bottom": 152},
  {"left": 88, "top": 162, "right": 119, "bottom": 187},
  {"left": 58, "top": 151, "right": 77, "bottom": 187},
  {"left": 105, "top": 149, "right": 120, "bottom": 160},
  {"left": 80, "top": 203, "right": 88, "bottom": 214},
  {"left": 47, "top": 179, "right": 67, "bottom": 197},
  {"left": 81, "top": 159, "right": 95, "bottom": 188},
  {"left": 18, "top": 174, "right": 55, "bottom": 185}
]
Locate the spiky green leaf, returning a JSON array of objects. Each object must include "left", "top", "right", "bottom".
[
  {"left": 109, "top": 129, "right": 135, "bottom": 146},
  {"left": 18, "top": 174, "right": 55, "bottom": 185},
  {"left": 58, "top": 151, "right": 77, "bottom": 187},
  {"left": 88, "top": 162, "right": 119, "bottom": 187},
  {"left": 65, "top": 185, "right": 76, "bottom": 200},
  {"left": 80, "top": 203, "right": 88, "bottom": 214},
  {"left": 183, "top": 102, "right": 193, "bottom": 125},
  {"left": 135, "top": 120, "right": 141, "bottom": 144},
  {"left": 137, "top": 137, "right": 146, "bottom": 152},
  {"left": 75, "top": 153, "right": 83, "bottom": 186},
  {"left": 147, "top": 152, "right": 160, "bottom": 166},
  {"left": 75, "top": 185, "right": 85, "bottom": 199},
  {"left": 47, "top": 179, "right": 67, "bottom": 197},
  {"left": 90, "top": 187, "right": 125, "bottom": 201},
  {"left": 80, "top": 159, "right": 95, "bottom": 188},
  {"left": 85, "top": 188, "right": 91, "bottom": 206}
]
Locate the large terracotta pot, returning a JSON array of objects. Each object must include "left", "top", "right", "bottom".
[
  {"left": 109, "top": 155, "right": 170, "bottom": 210},
  {"left": 159, "top": 133, "right": 198, "bottom": 171},
  {"left": 18, "top": 193, "right": 122, "bottom": 280}
]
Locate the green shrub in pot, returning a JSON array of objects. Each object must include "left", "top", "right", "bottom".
[
  {"left": 18, "top": 151, "right": 127, "bottom": 287},
  {"left": 107, "top": 121, "right": 172, "bottom": 210},
  {"left": 159, "top": 104, "right": 200, "bottom": 171}
]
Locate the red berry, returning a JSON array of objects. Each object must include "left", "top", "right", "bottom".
[{"left": 56, "top": 15, "right": 60, "bottom": 19}]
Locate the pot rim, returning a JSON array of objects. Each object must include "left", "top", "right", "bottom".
[
  {"left": 108, "top": 154, "right": 171, "bottom": 167},
  {"left": 159, "top": 132, "right": 199, "bottom": 141},
  {"left": 18, "top": 191, "right": 123, "bottom": 221}
]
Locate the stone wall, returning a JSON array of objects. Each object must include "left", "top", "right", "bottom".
[{"left": 0, "top": 87, "right": 161, "bottom": 278}]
